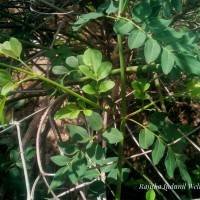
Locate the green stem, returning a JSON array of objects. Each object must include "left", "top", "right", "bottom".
[
  {"left": 0, "top": 62, "right": 109, "bottom": 112},
  {"left": 116, "top": 0, "right": 127, "bottom": 199}
]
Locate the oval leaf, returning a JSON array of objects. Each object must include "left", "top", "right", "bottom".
[
  {"left": 51, "top": 156, "right": 70, "bottom": 166},
  {"left": 99, "top": 80, "right": 115, "bottom": 93},
  {"left": 83, "top": 48, "right": 102, "bottom": 72},
  {"left": 102, "top": 128, "right": 123, "bottom": 144},
  {"left": 114, "top": 19, "right": 134, "bottom": 35},
  {"left": 52, "top": 65, "right": 69, "bottom": 75},
  {"left": 128, "top": 30, "right": 146, "bottom": 49},
  {"left": 97, "top": 62, "right": 112, "bottom": 81},
  {"left": 79, "top": 65, "right": 96, "bottom": 80},
  {"left": 144, "top": 39, "right": 161, "bottom": 64},
  {"left": 146, "top": 189, "right": 156, "bottom": 200},
  {"left": 152, "top": 140, "right": 166, "bottom": 165},
  {"left": 164, "top": 150, "right": 176, "bottom": 178},
  {"left": 161, "top": 48, "right": 175, "bottom": 74},
  {"left": 66, "top": 56, "right": 79, "bottom": 68},
  {"left": 139, "top": 129, "right": 155, "bottom": 149},
  {"left": 67, "top": 124, "right": 90, "bottom": 143},
  {"left": 85, "top": 111, "right": 103, "bottom": 130}
]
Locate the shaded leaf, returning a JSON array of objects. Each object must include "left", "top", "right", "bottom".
[
  {"left": 0, "top": 70, "right": 12, "bottom": 86},
  {"left": 66, "top": 56, "right": 79, "bottom": 68},
  {"left": 87, "top": 180, "right": 105, "bottom": 198},
  {"left": 177, "top": 162, "right": 192, "bottom": 184},
  {"left": 83, "top": 169, "right": 100, "bottom": 181},
  {"left": 86, "top": 142, "right": 105, "bottom": 165},
  {"left": 175, "top": 54, "right": 200, "bottom": 76},
  {"left": 102, "top": 128, "right": 123, "bottom": 144},
  {"left": 67, "top": 124, "right": 90, "bottom": 143},
  {"left": 164, "top": 150, "right": 176, "bottom": 178},
  {"left": 52, "top": 65, "right": 69, "bottom": 75},
  {"left": 152, "top": 140, "right": 166, "bottom": 165},
  {"left": 85, "top": 111, "right": 103, "bottom": 130},
  {"left": 58, "top": 141, "right": 79, "bottom": 156}
]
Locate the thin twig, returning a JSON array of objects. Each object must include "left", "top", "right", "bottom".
[{"left": 14, "top": 121, "right": 31, "bottom": 200}]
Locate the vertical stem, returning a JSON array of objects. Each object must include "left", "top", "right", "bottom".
[{"left": 116, "top": 0, "right": 127, "bottom": 199}]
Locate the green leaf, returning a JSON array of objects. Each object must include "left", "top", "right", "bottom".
[
  {"left": 1, "top": 83, "right": 16, "bottom": 96},
  {"left": 72, "top": 12, "right": 103, "bottom": 31},
  {"left": 146, "top": 18, "right": 172, "bottom": 32},
  {"left": 164, "top": 150, "right": 176, "bottom": 178},
  {"left": 144, "top": 39, "right": 161, "bottom": 64},
  {"left": 100, "top": 157, "right": 118, "bottom": 173},
  {"left": 54, "top": 108, "right": 80, "bottom": 120},
  {"left": 146, "top": 189, "right": 156, "bottom": 200},
  {"left": 107, "top": 168, "right": 130, "bottom": 183},
  {"left": 161, "top": 48, "right": 175, "bottom": 74},
  {"left": 51, "top": 156, "right": 70, "bottom": 166},
  {"left": 52, "top": 65, "right": 69, "bottom": 75},
  {"left": 72, "top": 151, "right": 88, "bottom": 177},
  {"left": 177, "top": 162, "right": 192, "bottom": 184},
  {"left": 66, "top": 56, "right": 79, "bottom": 68},
  {"left": 49, "top": 166, "right": 67, "bottom": 191},
  {"left": 67, "top": 124, "right": 90, "bottom": 143},
  {"left": 114, "top": 19, "right": 134, "bottom": 35},
  {"left": 79, "top": 65, "right": 96, "bottom": 80},
  {"left": 132, "top": 2, "right": 152, "bottom": 22},
  {"left": 83, "top": 48, "right": 102, "bottom": 72},
  {"left": 10, "top": 150, "right": 19, "bottom": 163},
  {"left": 9, "top": 167, "right": 20, "bottom": 178},
  {"left": 0, "top": 70, "right": 12, "bottom": 86},
  {"left": 171, "top": 0, "right": 183, "bottom": 12},
  {"left": 82, "top": 84, "right": 97, "bottom": 94},
  {"left": 152, "top": 140, "right": 166, "bottom": 165},
  {"left": 0, "top": 96, "right": 6, "bottom": 126},
  {"left": 83, "top": 169, "right": 100, "bottom": 181},
  {"left": 96, "top": 62, "right": 112, "bottom": 81},
  {"left": 175, "top": 54, "right": 200, "bottom": 76},
  {"left": 102, "top": 128, "right": 123, "bottom": 144},
  {"left": 106, "top": 1, "right": 118, "bottom": 14},
  {"left": 99, "top": 80, "right": 115, "bottom": 93},
  {"left": 139, "top": 129, "right": 155, "bottom": 149},
  {"left": 87, "top": 180, "right": 106, "bottom": 198},
  {"left": 67, "top": 164, "right": 79, "bottom": 184},
  {"left": 83, "top": 109, "right": 93, "bottom": 116},
  {"left": 128, "top": 30, "right": 146, "bottom": 49},
  {"left": 58, "top": 141, "right": 79, "bottom": 156},
  {"left": 85, "top": 111, "right": 103, "bottom": 131},
  {"left": 10, "top": 37, "right": 22, "bottom": 58},
  {"left": 86, "top": 142, "right": 105, "bottom": 165}
]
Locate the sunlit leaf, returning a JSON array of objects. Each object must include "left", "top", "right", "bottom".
[
  {"left": 51, "top": 156, "right": 70, "bottom": 166},
  {"left": 144, "top": 39, "right": 161, "bottom": 64},
  {"left": 99, "top": 80, "right": 115, "bottom": 93},
  {"left": 128, "top": 30, "right": 146, "bottom": 49},
  {"left": 146, "top": 189, "right": 156, "bottom": 200},
  {"left": 139, "top": 129, "right": 155, "bottom": 149},
  {"left": 161, "top": 48, "right": 175, "bottom": 74},
  {"left": 114, "top": 19, "right": 134, "bottom": 35}
]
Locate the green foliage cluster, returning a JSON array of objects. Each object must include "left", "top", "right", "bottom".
[{"left": 0, "top": 0, "right": 200, "bottom": 199}]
